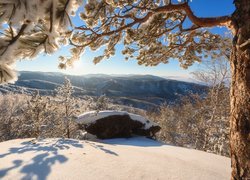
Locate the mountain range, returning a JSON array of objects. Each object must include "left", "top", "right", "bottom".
[{"left": 0, "top": 71, "right": 207, "bottom": 110}]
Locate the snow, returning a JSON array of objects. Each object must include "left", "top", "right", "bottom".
[
  {"left": 0, "top": 137, "right": 230, "bottom": 180},
  {"left": 77, "top": 110, "right": 158, "bottom": 129},
  {"left": 0, "top": 0, "right": 82, "bottom": 83}
]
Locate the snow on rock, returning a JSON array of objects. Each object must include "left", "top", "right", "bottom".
[
  {"left": 77, "top": 110, "right": 157, "bottom": 129},
  {"left": 76, "top": 110, "right": 161, "bottom": 139},
  {"left": 0, "top": 138, "right": 230, "bottom": 180}
]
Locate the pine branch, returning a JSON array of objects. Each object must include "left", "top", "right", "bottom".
[{"left": 0, "top": 21, "right": 30, "bottom": 56}]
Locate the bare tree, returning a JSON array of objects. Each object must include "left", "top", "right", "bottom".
[
  {"left": 192, "top": 58, "right": 231, "bottom": 151},
  {"left": 0, "top": 93, "right": 27, "bottom": 141},
  {"left": 24, "top": 91, "right": 51, "bottom": 138},
  {"left": 151, "top": 90, "right": 230, "bottom": 157}
]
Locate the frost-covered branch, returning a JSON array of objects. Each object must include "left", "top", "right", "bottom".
[
  {"left": 0, "top": 0, "right": 233, "bottom": 83},
  {"left": 0, "top": 0, "right": 82, "bottom": 83},
  {"left": 66, "top": 0, "right": 232, "bottom": 69}
]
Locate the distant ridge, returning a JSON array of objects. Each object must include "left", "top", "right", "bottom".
[{"left": 0, "top": 71, "right": 207, "bottom": 110}]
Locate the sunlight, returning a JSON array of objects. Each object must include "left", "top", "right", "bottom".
[
  {"left": 71, "top": 60, "right": 82, "bottom": 70},
  {"left": 67, "top": 59, "right": 84, "bottom": 75}
]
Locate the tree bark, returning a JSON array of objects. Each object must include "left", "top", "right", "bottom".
[{"left": 230, "top": 0, "right": 250, "bottom": 179}]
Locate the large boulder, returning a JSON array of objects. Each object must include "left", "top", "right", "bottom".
[{"left": 76, "top": 111, "right": 161, "bottom": 139}]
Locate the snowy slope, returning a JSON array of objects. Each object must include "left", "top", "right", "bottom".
[{"left": 0, "top": 138, "right": 230, "bottom": 180}]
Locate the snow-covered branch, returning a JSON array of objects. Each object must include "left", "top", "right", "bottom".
[
  {"left": 0, "top": 0, "right": 82, "bottom": 83},
  {"left": 68, "top": 0, "right": 232, "bottom": 69}
]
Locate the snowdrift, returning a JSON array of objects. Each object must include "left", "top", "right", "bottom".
[{"left": 0, "top": 137, "right": 230, "bottom": 180}]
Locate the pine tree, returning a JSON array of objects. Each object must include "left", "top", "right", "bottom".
[
  {"left": 0, "top": 1, "right": 249, "bottom": 178},
  {"left": 56, "top": 77, "right": 78, "bottom": 138},
  {"left": 0, "top": 0, "right": 82, "bottom": 83}
]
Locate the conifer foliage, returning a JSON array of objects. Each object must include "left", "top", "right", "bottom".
[
  {"left": 0, "top": 1, "right": 249, "bottom": 178},
  {"left": 0, "top": 0, "right": 232, "bottom": 83},
  {"left": 56, "top": 77, "right": 78, "bottom": 138},
  {"left": 0, "top": 0, "right": 82, "bottom": 83}
]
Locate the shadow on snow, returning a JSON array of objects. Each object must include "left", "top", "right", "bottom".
[
  {"left": 102, "top": 137, "right": 164, "bottom": 147},
  {"left": 0, "top": 138, "right": 83, "bottom": 180},
  {"left": 0, "top": 137, "right": 162, "bottom": 179}
]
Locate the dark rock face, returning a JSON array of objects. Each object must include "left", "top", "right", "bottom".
[
  {"left": 79, "top": 114, "right": 161, "bottom": 139},
  {"left": 133, "top": 126, "right": 161, "bottom": 137}
]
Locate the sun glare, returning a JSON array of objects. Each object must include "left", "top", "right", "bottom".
[{"left": 63, "top": 59, "right": 85, "bottom": 75}]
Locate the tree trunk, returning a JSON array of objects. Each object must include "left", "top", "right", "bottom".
[{"left": 230, "top": 0, "right": 250, "bottom": 179}]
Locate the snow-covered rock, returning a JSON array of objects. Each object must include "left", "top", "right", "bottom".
[
  {"left": 76, "top": 110, "right": 161, "bottom": 139},
  {"left": 77, "top": 111, "right": 156, "bottom": 129},
  {"left": 0, "top": 138, "right": 230, "bottom": 180}
]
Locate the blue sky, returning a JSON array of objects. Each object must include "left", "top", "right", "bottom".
[{"left": 16, "top": 0, "right": 235, "bottom": 78}]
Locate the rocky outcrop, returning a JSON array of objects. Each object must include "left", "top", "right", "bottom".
[{"left": 77, "top": 111, "right": 161, "bottom": 139}]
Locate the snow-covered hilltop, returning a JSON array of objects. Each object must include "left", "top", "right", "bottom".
[{"left": 0, "top": 137, "right": 230, "bottom": 180}]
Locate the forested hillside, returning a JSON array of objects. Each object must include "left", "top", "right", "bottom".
[{"left": 0, "top": 71, "right": 207, "bottom": 109}]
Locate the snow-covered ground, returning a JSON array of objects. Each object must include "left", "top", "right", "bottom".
[{"left": 0, "top": 137, "right": 230, "bottom": 180}]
